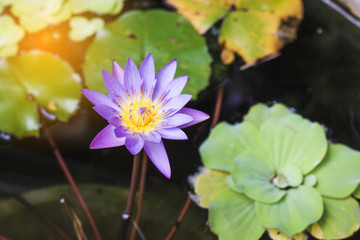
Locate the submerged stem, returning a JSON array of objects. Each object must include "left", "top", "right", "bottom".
[
  {"left": 129, "top": 153, "right": 148, "bottom": 240},
  {"left": 42, "top": 122, "right": 102, "bottom": 240},
  {"left": 0, "top": 180, "right": 71, "bottom": 240},
  {"left": 164, "top": 197, "right": 192, "bottom": 240},
  {"left": 118, "top": 151, "right": 142, "bottom": 240}
]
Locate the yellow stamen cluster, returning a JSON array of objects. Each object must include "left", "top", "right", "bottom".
[{"left": 119, "top": 94, "right": 163, "bottom": 134}]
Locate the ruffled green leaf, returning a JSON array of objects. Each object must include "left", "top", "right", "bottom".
[
  {"left": 69, "top": 17, "right": 105, "bottom": 42},
  {"left": 200, "top": 122, "right": 259, "bottom": 172},
  {"left": 209, "top": 189, "right": 265, "bottom": 240},
  {"left": 243, "top": 103, "right": 293, "bottom": 129},
  {"left": 83, "top": 10, "right": 211, "bottom": 99},
  {"left": 311, "top": 144, "right": 360, "bottom": 198},
  {"left": 277, "top": 164, "right": 303, "bottom": 188},
  {"left": 309, "top": 196, "right": 360, "bottom": 239},
  {"left": 259, "top": 114, "right": 327, "bottom": 174},
  {"left": 267, "top": 228, "right": 307, "bottom": 240},
  {"left": 353, "top": 185, "right": 360, "bottom": 199},
  {"left": 255, "top": 186, "right": 323, "bottom": 235},
  {"left": 190, "top": 168, "right": 229, "bottom": 208},
  {"left": 0, "top": 51, "right": 82, "bottom": 138},
  {"left": 0, "top": 15, "right": 25, "bottom": 58},
  {"left": 303, "top": 174, "right": 317, "bottom": 187},
  {"left": 232, "top": 150, "right": 285, "bottom": 204}
]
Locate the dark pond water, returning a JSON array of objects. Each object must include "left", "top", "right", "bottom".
[{"left": 1, "top": 0, "right": 360, "bottom": 239}]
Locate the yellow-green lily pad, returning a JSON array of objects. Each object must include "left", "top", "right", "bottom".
[
  {"left": 83, "top": 10, "right": 212, "bottom": 99},
  {"left": 0, "top": 50, "right": 82, "bottom": 138},
  {"left": 167, "top": 0, "right": 303, "bottom": 65}
]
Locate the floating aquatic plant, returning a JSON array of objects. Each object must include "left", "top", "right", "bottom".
[
  {"left": 0, "top": 50, "right": 82, "bottom": 138},
  {"left": 167, "top": 0, "right": 303, "bottom": 65},
  {"left": 83, "top": 10, "right": 212, "bottom": 99},
  {"left": 82, "top": 53, "right": 209, "bottom": 178},
  {"left": 191, "top": 103, "right": 360, "bottom": 240}
]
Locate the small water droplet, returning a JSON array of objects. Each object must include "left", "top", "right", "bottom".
[{"left": 40, "top": 107, "right": 56, "bottom": 121}]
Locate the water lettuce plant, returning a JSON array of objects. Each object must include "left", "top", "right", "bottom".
[
  {"left": 192, "top": 103, "right": 360, "bottom": 239},
  {"left": 82, "top": 54, "right": 209, "bottom": 178}
]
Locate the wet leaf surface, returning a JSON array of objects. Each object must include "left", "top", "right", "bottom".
[{"left": 0, "top": 50, "right": 82, "bottom": 138}]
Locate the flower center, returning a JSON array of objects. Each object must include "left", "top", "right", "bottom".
[
  {"left": 131, "top": 106, "right": 152, "bottom": 127},
  {"left": 118, "top": 94, "right": 164, "bottom": 134}
]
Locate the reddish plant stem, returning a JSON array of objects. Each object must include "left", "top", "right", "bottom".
[
  {"left": 42, "top": 122, "right": 102, "bottom": 240},
  {"left": 210, "top": 83, "right": 225, "bottom": 129},
  {"left": 118, "top": 152, "right": 142, "bottom": 240},
  {"left": 0, "top": 181, "right": 71, "bottom": 240},
  {"left": 129, "top": 153, "right": 148, "bottom": 240},
  {"left": 164, "top": 84, "right": 225, "bottom": 240},
  {"left": 164, "top": 197, "right": 192, "bottom": 240},
  {"left": 61, "top": 196, "right": 88, "bottom": 240}
]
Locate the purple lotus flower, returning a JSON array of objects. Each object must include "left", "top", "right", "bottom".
[{"left": 81, "top": 54, "right": 209, "bottom": 178}]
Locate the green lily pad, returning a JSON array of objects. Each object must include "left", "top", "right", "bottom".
[
  {"left": 83, "top": 10, "right": 212, "bottom": 99},
  {"left": 209, "top": 189, "right": 265, "bottom": 240},
  {"left": 199, "top": 122, "right": 259, "bottom": 172},
  {"left": 311, "top": 144, "right": 360, "bottom": 199},
  {"left": 255, "top": 186, "right": 323, "bottom": 235},
  {"left": 232, "top": 150, "right": 286, "bottom": 204},
  {"left": 0, "top": 50, "right": 82, "bottom": 138},
  {"left": 166, "top": 0, "right": 303, "bottom": 64},
  {"left": 259, "top": 114, "right": 327, "bottom": 175},
  {"left": 0, "top": 15, "right": 25, "bottom": 58},
  {"left": 0, "top": 184, "right": 215, "bottom": 240},
  {"left": 309, "top": 196, "right": 360, "bottom": 239},
  {"left": 243, "top": 103, "right": 293, "bottom": 129},
  {"left": 0, "top": 59, "right": 38, "bottom": 138},
  {"left": 69, "top": 17, "right": 105, "bottom": 42},
  {"left": 190, "top": 168, "right": 229, "bottom": 208},
  {"left": 68, "top": 0, "right": 124, "bottom": 15}
]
